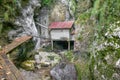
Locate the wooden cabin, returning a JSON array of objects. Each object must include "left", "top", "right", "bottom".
[{"left": 49, "top": 21, "right": 75, "bottom": 50}]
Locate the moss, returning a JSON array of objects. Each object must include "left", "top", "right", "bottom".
[
  {"left": 65, "top": 51, "right": 74, "bottom": 62},
  {"left": 41, "top": 0, "right": 55, "bottom": 8},
  {"left": 20, "top": 60, "right": 35, "bottom": 71},
  {"left": 21, "top": 0, "right": 29, "bottom": 8}
]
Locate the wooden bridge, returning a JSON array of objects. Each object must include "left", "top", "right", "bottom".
[
  {"left": 0, "top": 36, "right": 32, "bottom": 54},
  {"left": 0, "top": 36, "right": 32, "bottom": 80}
]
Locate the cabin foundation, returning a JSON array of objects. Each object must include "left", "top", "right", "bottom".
[{"left": 51, "top": 40, "right": 74, "bottom": 50}]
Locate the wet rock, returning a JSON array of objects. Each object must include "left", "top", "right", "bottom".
[
  {"left": 21, "top": 60, "right": 35, "bottom": 71},
  {"left": 50, "top": 62, "right": 77, "bottom": 80}
]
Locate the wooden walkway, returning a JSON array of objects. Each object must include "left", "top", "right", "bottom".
[
  {"left": 0, "top": 36, "right": 32, "bottom": 80},
  {"left": 0, "top": 36, "right": 32, "bottom": 54},
  {"left": 0, "top": 54, "right": 24, "bottom": 80}
]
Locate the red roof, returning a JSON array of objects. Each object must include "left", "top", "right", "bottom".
[{"left": 49, "top": 21, "right": 74, "bottom": 29}]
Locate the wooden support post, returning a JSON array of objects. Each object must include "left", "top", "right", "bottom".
[
  {"left": 68, "top": 41, "right": 70, "bottom": 50},
  {"left": 51, "top": 40, "right": 53, "bottom": 50},
  {"left": 68, "top": 29, "right": 71, "bottom": 50}
]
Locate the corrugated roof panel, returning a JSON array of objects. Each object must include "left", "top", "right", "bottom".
[{"left": 49, "top": 21, "right": 74, "bottom": 29}]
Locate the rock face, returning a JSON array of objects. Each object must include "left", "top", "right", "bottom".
[
  {"left": 50, "top": 0, "right": 75, "bottom": 22},
  {"left": 50, "top": 62, "right": 77, "bottom": 80},
  {"left": 35, "top": 7, "right": 49, "bottom": 39},
  {"left": 50, "top": 3, "right": 68, "bottom": 22},
  {"left": 14, "top": 0, "right": 41, "bottom": 50},
  {"left": 8, "top": 28, "right": 23, "bottom": 40}
]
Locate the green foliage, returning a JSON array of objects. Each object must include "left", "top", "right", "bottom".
[
  {"left": 76, "top": 11, "right": 91, "bottom": 24},
  {"left": 75, "top": 60, "right": 90, "bottom": 80},
  {"left": 0, "top": 23, "right": 3, "bottom": 34},
  {"left": 91, "top": 0, "right": 100, "bottom": 15},
  {"left": 76, "top": 0, "right": 120, "bottom": 34},
  {"left": 75, "top": 63, "right": 82, "bottom": 80},
  {"left": 0, "top": 0, "right": 17, "bottom": 22},
  {"left": 89, "top": 56, "right": 95, "bottom": 80},
  {"left": 0, "top": 0, "right": 18, "bottom": 37},
  {"left": 65, "top": 51, "right": 74, "bottom": 62},
  {"left": 14, "top": 40, "right": 35, "bottom": 68},
  {"left": 4, "top": 12, "right": 9, "bottom": 21},
  {"left": 41, "top": 0, "right": 55, "bottom": 7}
]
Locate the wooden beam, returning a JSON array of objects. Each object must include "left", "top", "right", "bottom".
[
  {"left": 36, "top": 22, "right": 48, "bottom": 29},
  {"left": 68, "top": 29, "right": 71, "bottom": 50},
  {"left": 68, "top": 41, "right": 70, "bottom": 50}
]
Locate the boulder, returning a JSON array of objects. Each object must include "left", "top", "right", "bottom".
[
  {"left": 34, "top": 52, "right": 61, "bottom": 69},
  {"left": 50, "top": 62, "right": 77, "bottom": 80}
]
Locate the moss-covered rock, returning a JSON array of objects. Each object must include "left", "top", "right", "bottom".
[{"left": 21, "top": 60, "right": 35, "bottom": 71}]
